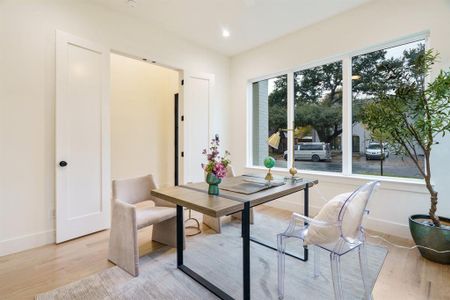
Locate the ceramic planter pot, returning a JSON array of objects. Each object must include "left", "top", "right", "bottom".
[
  {"left": 206, "top": 173, "right": 222, "bottom": 195},
  {"left": 409, "top": 214, "right": 450, "bottom": 264}
]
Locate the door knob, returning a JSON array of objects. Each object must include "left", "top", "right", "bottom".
[{"left": 59, "top": 161, "right": 68, "bottom": 167}]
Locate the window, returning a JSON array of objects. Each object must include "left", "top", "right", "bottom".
[
  {"left": 351, "top": 40, "right": 425, "bottom": 178},
  {"left": 252, "top": 75, "right": 287, "bottom": 168},
  {"left": 300, "top": 144, "right": 325, "bottom": 151},
  {"left": 294, "top": 61, "right": 342, "bottom": 172},
  {"left": 249, "top": 35, "right": 426, "bottom": 180}
]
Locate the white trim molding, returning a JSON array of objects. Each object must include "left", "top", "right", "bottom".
[
  {"left": 246, "top": 166, "right": 428, "bottom": 194},
  {"left": 0, "top": 230, "right": 55, "bottom": 257},
  {"left": 246, "top": 31, "right": 430, "bottom": 184}
]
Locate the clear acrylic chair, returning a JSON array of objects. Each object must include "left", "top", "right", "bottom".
[{"left": 277, "top": 181, "right": 380, "bottom": 300}]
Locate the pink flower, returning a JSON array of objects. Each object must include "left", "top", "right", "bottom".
[
  {"left": 213, "top": 163, "right": 227, "bottom": 179},
  {"left": 201, "top": 134, "right": 231, "bottom": 174}
]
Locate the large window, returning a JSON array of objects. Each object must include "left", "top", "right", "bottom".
[
  {"left": 252, "top": 75, "right": 287, "bottom": 168},
  {"left": 294, "top": 61, "right": 343, "bottom": 173},
  {"left": 351, "top": 40, "right": 425, "bottom": 179},
  {"left": 250, "top": 36, "right": 426, "bottom": 180}
]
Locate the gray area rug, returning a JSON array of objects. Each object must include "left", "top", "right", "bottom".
[{"left": 37, "top": 214, "right": 387, "bottom": 300}]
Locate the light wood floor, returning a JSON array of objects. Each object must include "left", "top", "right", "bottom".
[{"left": 0, "top": 206, "right": 449, "bottom": 300}]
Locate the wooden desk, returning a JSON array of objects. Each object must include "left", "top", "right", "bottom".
[{"left": 152, "top": 176, "right": 318, "bottom": 300}]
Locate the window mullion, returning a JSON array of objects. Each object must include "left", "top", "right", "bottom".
[
  {"left": 342, "top": 56, "right": 352, "bottom": 175},
  {"left": 287, "top": 72, "right": 294, "bottom": 170}
]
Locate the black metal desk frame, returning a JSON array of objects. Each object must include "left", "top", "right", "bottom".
[{"left": 176, "top": 185, "right": 310, "bottom": 300}]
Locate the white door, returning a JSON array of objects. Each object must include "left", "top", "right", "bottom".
[
  {"left": 181, "top": 72, "right": 214, "bottom": 184},
  {"left": 55, "top": 31, "right": 110, "bottom": 243}
]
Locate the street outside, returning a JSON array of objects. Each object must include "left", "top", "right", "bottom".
[{"left": 273, "top": 153, "right": 423, "bottom": 179}]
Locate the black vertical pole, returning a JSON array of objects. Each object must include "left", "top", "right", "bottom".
[
  {"left": 304, "top": 185, "right": 309, "bottom": 218},
  {"left": 176, "top": 204, "right": 183, "bottom": 267},
  {"left": 303, "top": 185, "right": 309, "bottom": 261},
  {"left": 242, "top": 202, "right": 251, "bottom": 300},
  {"left": 380, "top": 139, "right": 384, "bottom": 176},
  {"left": 174, "top": 93, "right": 179, "bottom": 186}
]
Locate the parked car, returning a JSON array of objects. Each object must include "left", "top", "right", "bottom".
[
  {"left": 283, "top": 142, "right": 331, "bottom": 162},
  {"left": 365, "top": 142, "right": 390, "bottom": 160}
]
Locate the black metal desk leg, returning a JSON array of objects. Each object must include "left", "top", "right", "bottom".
[
  {"left": 242, "top": 202, "right": 251, "bottom": 300},
  {"left": 176, "top": 205, "right": 183, "bottom": 267},
  {"left": 175, "top": 204, "right": 232, "bottom": 300},
  {"left": 303, "top": 186, "right": 309, "bottom": 261}
]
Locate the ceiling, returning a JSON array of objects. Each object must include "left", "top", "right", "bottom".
[{"left": 91, "top": 0, "right": 370, "bottom": 56}]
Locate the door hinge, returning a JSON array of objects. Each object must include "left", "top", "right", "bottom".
[
  {"left": 181, "top": 151, "right": 184, "bottom": 157},
  {"left": 181, "top": 79, "right": 184, "bottom": 86},
  {"left": 181, "top": 115, "right": 184, "bottom": 121}
]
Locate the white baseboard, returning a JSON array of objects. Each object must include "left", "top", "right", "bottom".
[
  {"left": 263, "top": 200, "right": 412, "bottom": 240},
  {"left": 0, "top": 230, "right": 55, "bottom": 257},
  {"left": 363, "top": 217, "right": 412, "bottom": 240}
]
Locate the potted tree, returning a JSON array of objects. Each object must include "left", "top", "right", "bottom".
[{"left": 362, "top": 49, "right": 450, "bottom": 264}]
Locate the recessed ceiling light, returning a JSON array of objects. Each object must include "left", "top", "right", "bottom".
[
  {"left": 127, "top": 0, "right": 137, "bottom": 7},
  {"left": 222, "top": 29, "right": 230, "bottom": 38}
]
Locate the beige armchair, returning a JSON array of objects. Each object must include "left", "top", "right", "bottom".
[
  {"left": 108, "top": 174, "right": 181, "bottom": 276},
  {"left": 203, "top": 166, "right": 254, "bottom": 233}
]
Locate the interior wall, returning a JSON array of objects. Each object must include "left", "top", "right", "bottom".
[
  {"left": 0, "top": 0, "right": 230, "bottom": 256},
  {"left": 229, "top": 0, "right": 450, "bottom": 239},
  {"left": 111, "top": 54, "right": 178, "bottom": 186}
]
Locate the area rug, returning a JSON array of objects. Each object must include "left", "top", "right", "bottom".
[{"left": 36, "top": 214, "right": 387, "bottom": 299}]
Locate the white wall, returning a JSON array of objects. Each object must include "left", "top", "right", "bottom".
[
  {"left": 111, "top": 54, "right": 178, "bottom": 186},
  {"left": 1, "top": 0, "right": 449, "bottom": 257},
  {"left": 0, "top": 0, "right": 230, "bottom": 256},
  {"left": 230, "top": 0, "right": 450, "bottom": 239}
]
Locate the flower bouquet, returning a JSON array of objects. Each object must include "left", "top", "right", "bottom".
[{"left": 202, "top": 134, "right": 231, "bottom": 195}]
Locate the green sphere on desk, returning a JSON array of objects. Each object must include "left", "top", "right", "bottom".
[{"left": 264, "top": 156, "right": 276, "bottom": 169}]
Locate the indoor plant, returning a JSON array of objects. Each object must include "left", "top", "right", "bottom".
[
  {"left": 362, "top": 49, "right": 450, "bottom": 263},
  {"left": 202, "top": 134, "right": 231, "bottom": 195}
]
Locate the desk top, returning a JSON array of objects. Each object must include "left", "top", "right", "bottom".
[{"left": 151, "top": 176, "right": 318, "bottom": 218}]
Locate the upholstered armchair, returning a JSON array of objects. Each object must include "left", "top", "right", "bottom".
[
  {"left": 108, "top": 174, "right": 182, "bottom": 276},
  {"left": 202, "top": 165, "right": 254, "bottom": 233}
]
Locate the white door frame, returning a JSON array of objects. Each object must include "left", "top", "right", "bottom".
[
  {"left": 108, "top": 49, "right": 214, "bottom": 186},
  {"left": 110, "top": 50, "right": 186, "bottom": 186}
]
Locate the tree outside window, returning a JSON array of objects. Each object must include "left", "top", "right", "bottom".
[
  {"left": 352, "top": 40, "right": 425, "bottom": 178},
  {"left": 251, "top": 38, "right": 426, "bottom": 179}
]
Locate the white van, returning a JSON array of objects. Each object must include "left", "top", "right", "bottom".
[{"left": 284, "top": 142, "right": 331, "bottom": 162}]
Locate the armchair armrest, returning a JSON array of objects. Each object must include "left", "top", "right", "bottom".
[
  {"left": 111, "top": 198, "right": 137, "bottom": 232},
  {"left": 282, "top": 212, "right": 340, "bottom": 236},
  {"left": 109, "top": 199, "right": 139, "bottom": 276}
]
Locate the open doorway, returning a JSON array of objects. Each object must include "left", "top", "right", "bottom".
[{"left": 110, "top": 53, "right": 180, "bottom": 186}]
